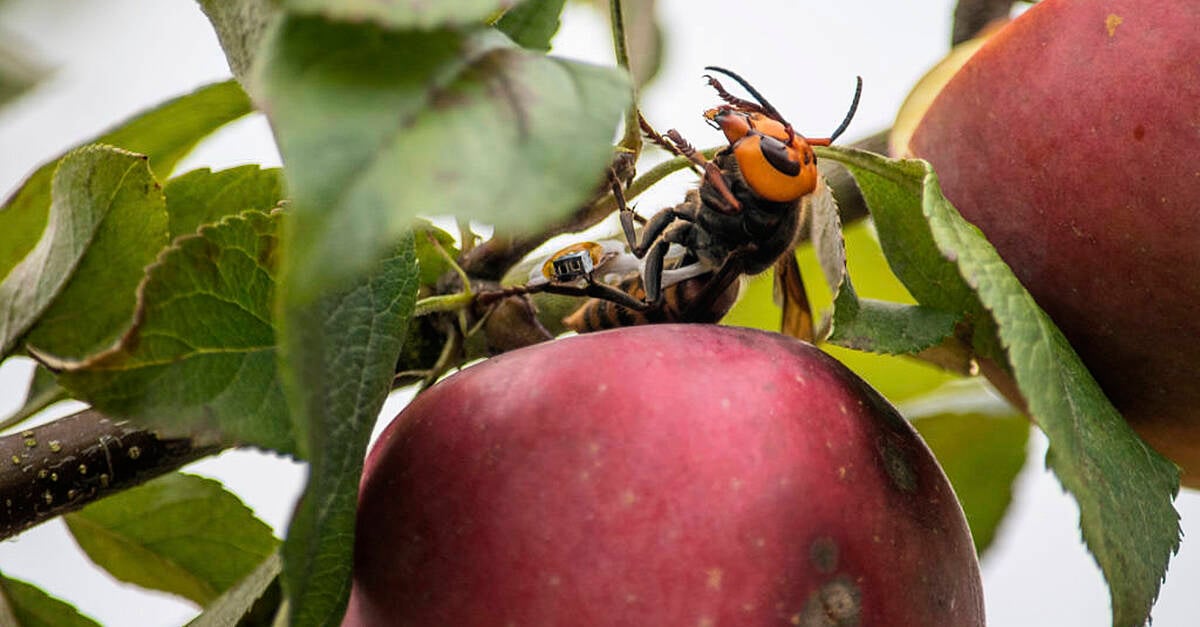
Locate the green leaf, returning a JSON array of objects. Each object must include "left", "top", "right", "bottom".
[
  {"left": 808, "top": 178, "right": 849, "bottom": 301},
  {"left": 63, "top": 473, "right": 278, "bottom": 606},
  {"left": 278, "top": 235, "right": 419, "bottom": 627},
  {"left": 902, "top": 379, "right": 1030, "bottom": 555},
  {"left": 51, "top": 210, "right": 297, "bottom": 455},
  {"left": 412, "top": 221, "right": 460, "bottom": 286},
  {"left": 0, "top": 80, "right": 253, "bottom": 282},
  {"left": 723, "top": 221, "right": 959, "bottom": 404},
  {"left": 26, "top": 163, "right": 169, "bottom": 360},
  {"left": 0, "top": 575, "right": 101, "bottom": 627},
  {"left": 821, "top": 146, "right": 1181, "bottom": 627},
  {"left": 829, "top": 298, "right": 961, "bottom": 354},
  {"left": 496, "top": 0, "right": 568, "bottom": 51},
  {"left": 165, "top": 166, "right": 285, "bottom": 240},
  {"left": 188, "top": 553, "right": 282, "bottom": 627},
  {"left": 0, "top": 365, "right": 67, "bottom": 432},
  {"left": 91, "top": 81, "right": 254, "bottom": 180},
  {"left": 197, "top": 0, "right": 280, "bottom": 84},
  {"left": 0, "top": 146, "right": 166, "bottom": 360},
  {"left": 251, "top": 16, "right": 629, "bottom": 301},
  {"left": 282, "top": 0, "right": 517, "bottom": 29},
  {"left": 829, "top": 154, "right": 979, "bottom": 316},
  {"left": 808, "top": 178, "right": 958, "bottom": 353}
]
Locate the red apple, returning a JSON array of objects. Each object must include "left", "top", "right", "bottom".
[
  {"left": 901, "top": 1, "right": 1200, "bottom": 480},
  {"left": 345, "top": 325, "right": 983, "bottom": 625}
]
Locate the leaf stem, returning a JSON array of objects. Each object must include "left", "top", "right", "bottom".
[
  {"left": 609, "top": 0, "right": 642, "bottom": 155},
  {"left": 413, "top": 292, "right": 473, "bottom": 317}
]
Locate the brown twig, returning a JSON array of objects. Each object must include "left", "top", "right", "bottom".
[
  {"left": 952, "top": 0, "right": 1017, "bottom": 45},
  {"left": 0, "top": 408, "right": 220, "bottom": 539}
]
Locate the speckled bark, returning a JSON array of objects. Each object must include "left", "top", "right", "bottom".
[{"left": 0, "top": 408, "right": 220, "bottom": 539}]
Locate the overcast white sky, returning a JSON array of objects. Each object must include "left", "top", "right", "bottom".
[{"left": 0, "top": 1, "right": 1197, "bottom": 625}]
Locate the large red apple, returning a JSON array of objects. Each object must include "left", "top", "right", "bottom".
[
  {"left": 901, "top": 1, "right": 1200, "bottom": 479},
  {"left": 345, "top": 325, "right": 983, "bottom": 625}
]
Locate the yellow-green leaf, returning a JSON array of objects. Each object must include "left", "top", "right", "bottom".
[{"left": 64, "top": 473, "right": 278, "bottom": 606}]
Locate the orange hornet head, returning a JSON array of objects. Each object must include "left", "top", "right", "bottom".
[
  {"left": 701, "top": 66, "right": 862, "bottom": 203},
  {"left": 705, "top": 106, "right": 818, "bottom": 203}
]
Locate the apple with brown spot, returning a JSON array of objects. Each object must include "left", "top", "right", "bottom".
[
  {"left": 344, "top": 325, "right": 983, "bottom": 626},
  {"left": 899, "top": 0, "right": 1200, "bottom": 480}
]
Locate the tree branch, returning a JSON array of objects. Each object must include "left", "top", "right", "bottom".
[
  {"left": 0, "top": 408, "right": 220, "bottom": 539},
  {"left": 952, "top": 0, "right": 1017, "bottom": 45}
]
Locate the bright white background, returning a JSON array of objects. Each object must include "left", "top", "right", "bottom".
[{"left": 0, "top": 1, "right": 1197, "bottom": 625}]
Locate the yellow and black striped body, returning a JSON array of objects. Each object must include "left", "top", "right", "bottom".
[{"left": 562, "top": 271, "right": 740, "bottom": 333}]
